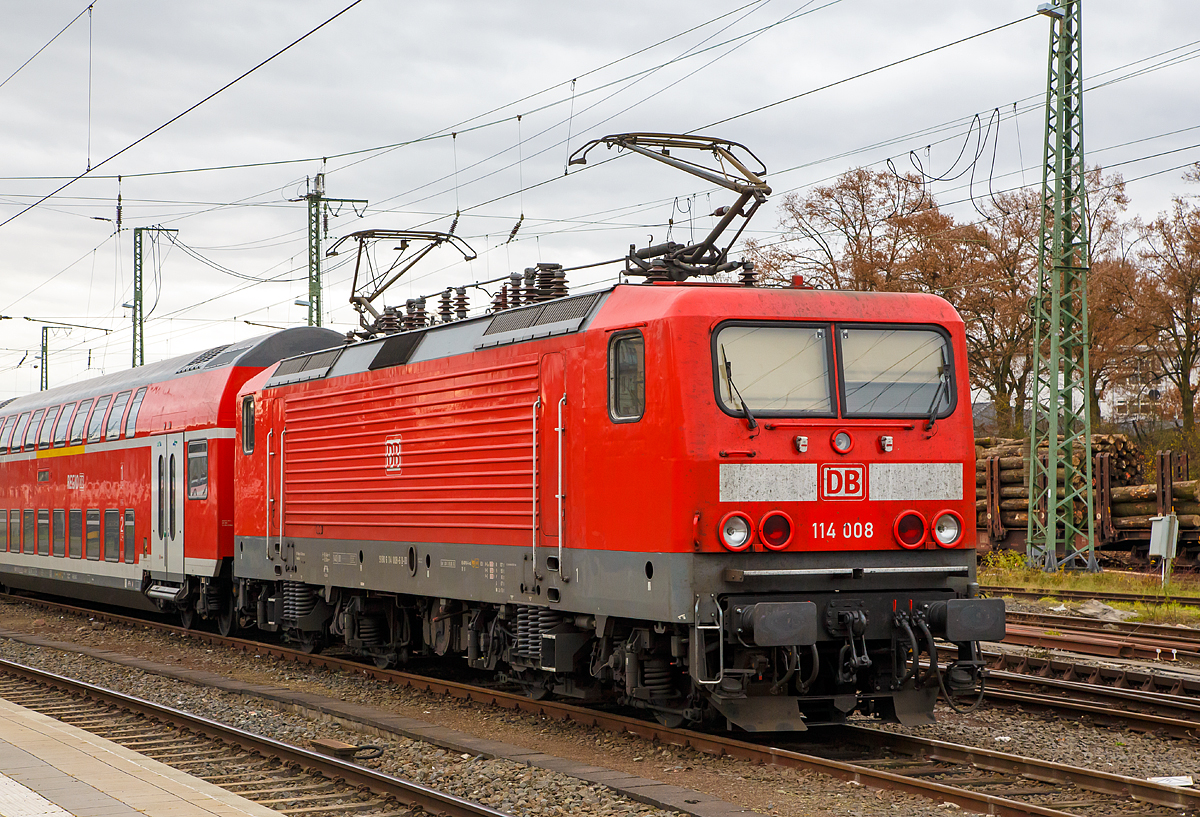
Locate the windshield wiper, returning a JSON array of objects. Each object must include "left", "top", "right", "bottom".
[
  {"left": 924, "top": 349, "right": 947, "bottom": 431},
  {"left": 721, "top": 345, "right": 758, "bottom": 431}
]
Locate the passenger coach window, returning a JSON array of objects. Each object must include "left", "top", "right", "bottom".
[
  {"left": 86, "top": 396, "right": 111, "bottom": 443},
  {"left": 0, "top": 415, "right": 15, "bottom": 451},
  {"left": 124, "top": 510, "right": 135, "bottom": 563},
  {"left": 22, "top": 510, "right": 34, "bottom": 553},
  {"left": 10, "top": 413, "right": 30, "bottom": 454},
  {"left": 23, "top": 409, "right": 44, "bottom": 451},
  {"left": 241, "top": 397, "right": 254, "bottom": 454},
  {"left": 52, "top": 510, "right": 65, "bottom": 557},
  {"left": 714, "top": 324, "right": 833, "bottom": 415},
  {"left": 38, "top": 406, "right": 59, "bottom": 449},
  {"left": 608, "top": 332, "right": 645, "bottom": 422},
  {"left": 37, "top": 510, "right": 49, "bottom": 556},
  {"left": 106, "top": 391, "right": 131, "bottom": 440},
  {"left": 69, "top": 399, "right": 93, "bottom": 445},
  {"left": 187, "top": 440, "right": 209, "bottom": 500},
  {"left": 839, "top": 327, "right": 953, "bottom": 417},
  {"left": 104, "top": 510, "right": 120, "bottom": 561},
  {"left": 125, "top": 387, "right": 147, "bottom": 438},
  {"left": 53, "top": 402, "right": 76, "bottom": 446},
  {"left": 85, "top": 510, "right": 101, "bottom": 560},
  {"left": 68, "top": 510, "right": 82, "bottom": 558},
  {"left": 7, "top": 511, "right": 17, "bottom": 552}
]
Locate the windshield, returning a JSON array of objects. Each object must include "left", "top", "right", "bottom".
[
  {"left": 840, "top": 327, "right": 952, "bottom": 417},
  {"left": 714, "top": 324, "right": 832, "bottom": 414}
]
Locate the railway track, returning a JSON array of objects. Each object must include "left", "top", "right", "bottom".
[
  {"left": 1, "top": 594, "right": 1198, "bottom": 817},
  {"left": 1002, "top": 610, "right": 1200, "bottom": 661},
  {"left": 983, "top": 667, "right": 1200, "bottom": 740},
  {"left": 0, "top": 657, "right": 511, "bottom": 817},
  {"left": 982, "top": 584, "right": 1200, "bottom": 607}
]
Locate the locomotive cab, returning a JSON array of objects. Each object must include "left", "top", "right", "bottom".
[{"left": 582, "top": 283, "right": 1005, "bottom": 730}]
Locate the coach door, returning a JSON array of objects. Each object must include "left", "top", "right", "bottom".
[
  {"left": 150, "top": 433, "right": 186, "bottom": 575},
  {"left": 537, "top": 354, "right": 565, "bottom": 577}
]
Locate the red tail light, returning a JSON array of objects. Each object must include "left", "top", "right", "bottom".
[
  {"left": 759, "top": 512, "right": 793, "bottom": 550},
  {"left": 893, "top": 511, "right": 927, "bottom": 549}
]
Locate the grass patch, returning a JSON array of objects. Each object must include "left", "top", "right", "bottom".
[
  {"left": 978, "top": 550, "right": 1200, "bottom": 599},
  {"left": 1117, "top": 601, "right": 1200, "bottom": 627},
  {"left": 978, "top": 549, "right": 1200, "bottom": 625}
]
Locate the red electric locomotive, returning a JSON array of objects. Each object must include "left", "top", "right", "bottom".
[
  {"left": 0, "top": 134, "right": 1003, "bottom": 731},
  {"left": 229, "top": 278, "right": 999, "bottom": 730},
  {"left": 0, "top": 328, "right": 342, "bottom": 620}
]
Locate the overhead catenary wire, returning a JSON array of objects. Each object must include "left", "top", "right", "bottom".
[
  {"left": 0, "top": 0, "right": 367, "bottom": 230},
  {"left": 0, "top": 1, "right": 94, "bottom": 93},
  {"left": 4, "top": 9, "right": 1195, "bottom": 383}
]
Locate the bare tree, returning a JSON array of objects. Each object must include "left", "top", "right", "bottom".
[
  {"left": 748, "top": 168, "right": 943, "bottom": 291},
  {"left": 1135, "top": 189, "right": 1200, "bottom": 436}
]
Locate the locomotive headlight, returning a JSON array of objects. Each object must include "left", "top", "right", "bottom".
[
  {"left": 831, "top": 430, "right": 853, "bottom": 454},
  {"left": 932, "top": 511, "right": 963, "bottom": 547},
  {"left": 719, "top": 512, "right": 753, "bottom": 551}
]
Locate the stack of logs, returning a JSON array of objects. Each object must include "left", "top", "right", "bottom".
[
  {"left": 1108, "top": 481, "right": 1200, "bottom": 530},
  {"left": 974, "top": 434, "right": 1146, "bottom": 530}
]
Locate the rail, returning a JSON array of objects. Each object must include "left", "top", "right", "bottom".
[{"left": 4, "top": 594, "right": 1199, "bottom": 816}]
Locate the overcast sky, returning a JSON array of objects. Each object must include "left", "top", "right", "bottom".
[{"left": 1, "top": 0, "right": 1197, "bottom": 399}]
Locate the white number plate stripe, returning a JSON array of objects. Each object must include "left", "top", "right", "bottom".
[
  {"left": 719, "top": 463, "right": 818, "bottom": 502},
  {"left": 868, "top": 462, "right": 963, "bottom": 501}
]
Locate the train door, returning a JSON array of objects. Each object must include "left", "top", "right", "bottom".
[
  {"left": 149, "top": 433, "right": 185, "bottom": 575},
  {"left": 538, "top": 354, "right": 565, "bottom": 572},
  {"left": 264, "top": 397, "right": 280, "bottom": 563}
]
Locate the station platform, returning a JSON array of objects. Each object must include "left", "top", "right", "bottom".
[{"left": 0, "top": 696, "right": 277, "bottom": 817}]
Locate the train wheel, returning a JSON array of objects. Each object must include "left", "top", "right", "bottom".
[
  {"left": 216, "top": 603, "right": 236, "bottom": 638},
  {"left": 298, "top": 632, "right": 324, "bottom": 654},
  {"left": 653, "top": 710, "right": 685, "bottom": 728},
  {"left": 178, "top": 605, "right": 196, "bottom": 631}
]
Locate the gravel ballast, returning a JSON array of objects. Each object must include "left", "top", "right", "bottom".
[{"left": 2, "top": 596, "right": 1198, "bottom": 815}]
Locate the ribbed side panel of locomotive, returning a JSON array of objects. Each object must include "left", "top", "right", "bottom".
[{"left": 231, "top": 302, "right": 607, "bottom": 685}]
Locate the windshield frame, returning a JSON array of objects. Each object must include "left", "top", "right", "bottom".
[
  {"left": 710, "top": 320, "right": 837, "bottom": 419},
  {"left": 835, "top": 322, "right": 957, "bottom": 420}
]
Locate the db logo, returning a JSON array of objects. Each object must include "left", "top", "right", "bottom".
[
  {"left": 820, "top": 464, "right": 866, "bottom": 500},
  {"left": 384, "top": 436, "right": 403, "bottom": 474}
]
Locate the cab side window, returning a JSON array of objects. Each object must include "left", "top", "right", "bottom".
[
  {"left": 241, "top": 396, "right": 255, "bottom": 454},
  {"left": 608, "top": 331, "right": 645, "bottom": 423}
]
